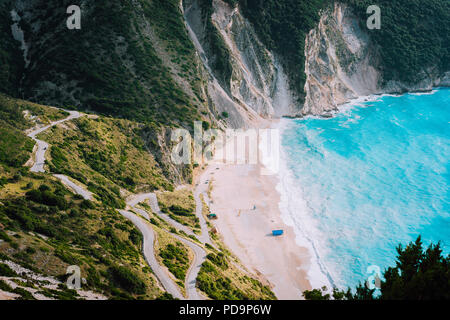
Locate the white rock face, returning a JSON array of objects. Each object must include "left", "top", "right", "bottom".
[
  {"left": 303, "top": 3, "right": 382, "bottom": 116},
  {"left": 303, "top": 2, "right": 450, "bottom": 116},
  {"left": 183, "top": 0, "right": 298, "bottom": 128}
]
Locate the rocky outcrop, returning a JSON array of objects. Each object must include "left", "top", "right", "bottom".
[
  {"left": 303, "top": 3, "right": 382, "bottom": 115},
  {"left": 6, "top": 0, "right": 448, "bottom": 126},
  {"left": 183, "top": 0, "right": 298, "bottom": 128},
  {"left": 303, "top": 2, "right": 450, "bottom": 116}
]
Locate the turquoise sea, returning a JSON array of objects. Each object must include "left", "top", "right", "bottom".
[{"left": 279, "top": 88, "right": 450, "bottom": 289}]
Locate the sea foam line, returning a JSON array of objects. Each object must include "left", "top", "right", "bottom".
[{"left": 274, "top": 119, "right": 335, "bottom": 291}]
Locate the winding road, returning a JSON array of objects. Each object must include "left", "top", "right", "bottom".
[
  {"left": 193, "top": 171, "right": 214, "bottom": 245},
  {"left": 118, "top": 209, "right": 184, "bottom": 300},
  {"left": 27, "top": 110, "right": 82, "bottom": 173},
  {"left": 169, "top": 231, "right": 205, "bottom": 300},
  {"left": 24, "top": 108, "right": 208, "bottom": 300},
  {"left": 129, "top": 193, "right": 195, "bottom": 237},
  {"left": 53, "top": 174, "right": 93, "bottom": 200},
  {"left": 126, "top": 193, "right": 207, "bottom": 300}
]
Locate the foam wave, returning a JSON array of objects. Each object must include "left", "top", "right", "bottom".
[
  {"left": 275, "top": 119, "right": 334, "bottom": 290},
  {"left": 275, "top": 88, "right": 450, "bottom": 291}
]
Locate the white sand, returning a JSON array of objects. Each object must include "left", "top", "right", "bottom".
[{"left": 198, "top": 163, "right": 313, "bottom": 299}]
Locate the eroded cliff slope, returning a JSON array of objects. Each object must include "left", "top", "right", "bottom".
[
  {"left": 183, "top": 0, "right": 298, "bottom": 128},
  {"left": 302, "top": 2, "right": 450, "bottom": 116}
]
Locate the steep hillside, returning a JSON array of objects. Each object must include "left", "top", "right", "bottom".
[
  {"left": 302, "top": 1, "right": 450, "bottom": 115},
  {"left": 239, "top": 0, "right": 449, "bottom": 114},
  {"left": 4, "top": 0, "right": 211, "bottom": 128},
  {"left": 239, "top": 0, "right": 328, "bottom": 102},
  {"left": 183, "top": 0, "right": 300, "bottom": 126},
  {"left": 0, "top": 95, "right": 276, "bottom": 300},
  {"left": 346, "top": 0, "right": 449, "bottom": 85},
  {"left": 0, "top": 95, "right": 165, "bottom": 299},
  {"left": 3, "top": 0, "right": 447, "bottom": 123},
  {"left": 0, "top": 0, "right": 23, "bottom": 96}
]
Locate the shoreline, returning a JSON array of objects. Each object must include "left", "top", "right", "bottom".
[
  {"left": 196, "top": 87, "right": 449, "bottom": 299},
  {"left": 198, "top": 162, "right": 312, "bottom": 299},
  {"left": 290, "top": 86, "right": 445, "bottom": 121},
  {"left": 275, "top": 119, "right": 335, "bottom": 291},
  {"left": 196, "top": 121, "right": 315, "bottom": 299},
  {"left": 274, "top": 87, "right": 449, "bottom": 293}
]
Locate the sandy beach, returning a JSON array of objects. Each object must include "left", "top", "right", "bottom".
[{"left": 198, "top": 161, "right": 313, "bottom": 299}]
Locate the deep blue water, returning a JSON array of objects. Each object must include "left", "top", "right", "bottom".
[{"left": 280, "top": 88, "right": 450, "bottom": 289}]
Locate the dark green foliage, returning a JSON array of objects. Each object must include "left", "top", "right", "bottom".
[
  {"left": 14, "top": 0, "right": 200, "bottom": 127},
  {"left": 0, "top": 126, "right": 34, "bottom": 168},
  {"left": 0, "top": 279, "right": 13, "bottom": 292},
  {"left": 304, "top": 237, "right": 450, "bottom": 300},
  {"left": 2, "top": 198, "right": 55, "bottom": 235},
  {"left": 87, "top": 182, "right": 126, "bottom": 209},
  {"left": 223, "top": 0, "right": 239, "bottom": 7},
  {"left": 13, "top": 287, "right": 36, "bottom": 300},
  {"left": 109, "top": 265, "right": 146, "bottom": 295},
  {"left": 150, "top": 218, "right": 160, "bottom": 226},
  {"left": 346, "top": 0, "right": 450, "bottom": 84},
  {"left": 0, "top": 1, "right": 23, "bottom": 96},
  {"left": 0, "top": 230, "right": 11, "bottom": 242},
  {"left": 80, "top": 200, "right": 95, "bottom": 210},
  {"left": 128, "top": 228, "right": 142, "bottom": 246},
  {"left": 206, "top": 252, "right": 228, "bottom": 270},
  {"left": 380, "top": 237, "right": 449, "bottom": 300},
  {"left": 240, "top": 0, "right": 328, "bottom": 99},
  {"left": 26, "top": 188, "right": 68, "bottom": 210},
  {"left": 197, "top": 250, "right": 275, "bottom": 300},
  {"left": 197, "top": 261, "right": 246, "bottom": 300},
  {"left": 202, "top": 121, "right": 210, "bottom": 131},
  {"left": 159, "top": 242, "right": 189, "bottom": 280},
  {"left": 198, "top": 0, "right": 234, "bottom": 92},
  {"left": 169, "top": 205, "right": 194, "bottom": 217},
  {"left": 240, "top": 0, "right": 449, "bottom": 97},
  {"left": 54, "top": 247, "right": 79, "bottom": 265},
  {"left": 0, "top": 96, "right": 35, "bottom": 167},
  {"left": 49, "top": 147, "right": 68, "bottom": 170},
  {"left": 37, "top": 286, "right": 80, "bottom": 300},
  {"left": 0, "top": 262, "right": 17, "bottom": 277},
  {"left": 156, "top": 292, "right": 175, "bottom": 300},
  {"left": 302, "top": 287, "right": 331, "bottom": 300}
]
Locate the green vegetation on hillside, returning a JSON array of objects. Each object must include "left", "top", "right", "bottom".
[
  {"left": 157, "top": 189, "right": 200, "bottom": 232},
  {"left": 38, "top": 115, "right": 173, "bottom": 208},
  {"left": 304, "top": 237, "right": 450, "bottom": 300},
  {"left": 194, "top": 200, "right": 276, "bottom": 300},
  {"left": 0, "top": 176, "right": 162, "bottom": 299},
  {"left": 346, "top": 0, "right": 450, "bottom": 84},
  {"left": 0, "top": 98, "right": 164, "bottom": 299},
  {"left": 0, "top": 95, "right": 276, "bottom": 300},
  {"left": 197, "top": 248, "right": 276, "bottom": 300},
  {"left": 0, "top": 0, "right": 23, "bottom": 96},
  {"left": 239, "top": 0, "right": 328, "bottom": 100},
  {"left": 11, "top": 0, "right": 205, "bottom": 127},
  {"left": 240, "top": 0, "right": 449, "bottom": 96},
  {"left": 159, "top": 242, "right": 190, "bottom": 281},
  {"left": 0, "top": 94, "right": 68, "bottom": 169}
]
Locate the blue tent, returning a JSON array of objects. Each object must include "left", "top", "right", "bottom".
[{"left": 272, "top": 230, "right": 284, "bottom": 236}]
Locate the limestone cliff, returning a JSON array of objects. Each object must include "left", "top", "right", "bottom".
[
  {"left": 183, "top": 0, "right": 298, "bottom": 128},
  {"left": 303, "top": 2, "right": 450, "bottom": 116}
]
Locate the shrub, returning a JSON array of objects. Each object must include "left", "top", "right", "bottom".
[
  {"left": 109, "top": 265, "right": 146, "bottom": 295},
  {"left": 0, "top": 263, "right": 17, "bottom": 277}
]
